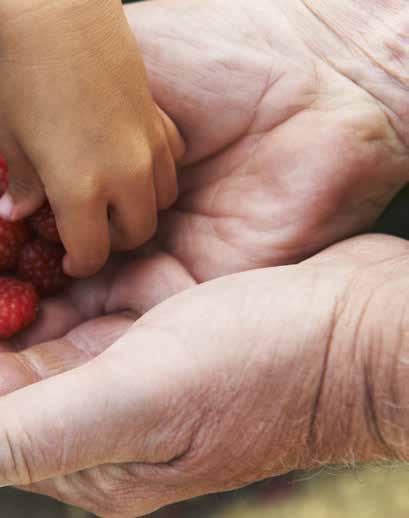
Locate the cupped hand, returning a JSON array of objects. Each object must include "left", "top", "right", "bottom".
[
  {"left": 16, "top": 0, "right": 409, "bottom": 345},
  {"left": 127, "top": 0, "right": 409, "bottom": 281},
  {"left": 18, "top": 0, "right": 409, "bottom": 344},
  {"left": 0, "top": 234, "right": 408, "bottom": 517},
  {"left": 0, "top": 1, "right": 408, "bottom": 515}
]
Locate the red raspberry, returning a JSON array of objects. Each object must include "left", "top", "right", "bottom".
[
  {"left": 0, "top": 154, "right": 8, "bottom": 194},
  {"left": 29, "top": 202, "right": 61, "bottom": 244},
  {"left": 0, "top": 277, "right": 38, "bottom": 338},
  {"left": 18, "top": 239, "right": 67, "bottom": 296},
  {"left": 0, "top": 219, "right": 31, "bottom": 271}
]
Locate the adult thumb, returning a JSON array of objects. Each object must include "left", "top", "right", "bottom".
[{"left": 0, "top": 325, "right": 192, "bottom": 486}]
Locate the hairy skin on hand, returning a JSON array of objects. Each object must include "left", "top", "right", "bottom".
[
  {"left": 0, "top": 235, "right": 408, "bottom": 517},
  {"left": 288, "top": 0, "right": 409, "bottom": 146},
  {"left": 0, "top": 1, "right": 407, "bottom": 516}
]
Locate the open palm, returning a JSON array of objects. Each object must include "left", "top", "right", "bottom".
[
  {"left": 135, "top": 0, "right": 409, "bottom": 280},
  {"left": 0, "top": 0, "right": 408, "bottom": 513},
  {"left": 11, "top": 0, "right": 407, "bottom": 344}
]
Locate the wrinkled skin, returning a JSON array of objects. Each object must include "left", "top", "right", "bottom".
[
  {"left": 132, "top": 0, "right": 409, "bottom": 280},
  {"left": 1, "top": 234, "right": 409, "bottom": 518},
  {"left": 14, "top": 0, "right": 409, "bottom": 341},
  {"left": 0, "top": 0, "right": 408, "bottom": 515}
]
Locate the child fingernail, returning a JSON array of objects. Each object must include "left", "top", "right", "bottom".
[{"left": 0, "top": 193, "right": 14, "bottom": 219}]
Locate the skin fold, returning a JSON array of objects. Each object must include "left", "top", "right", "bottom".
[
  {"left": 129, "top": 0, "right": 409, "bottom": 279},
  {"left": 0, "top": 0, "right": 407, "bottom": 515},
  {"left": 0, "top": 234, "right": 408, "bottom": 517}
]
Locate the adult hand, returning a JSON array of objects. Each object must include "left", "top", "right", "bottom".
[
  {"left": 0, "top": 234, "right": 408, "bottom": 517},
  {"left": 15, "top": 0, "right": 409, "bottom": 345},
  {"left": 0, "top": 0, "right": 409, "bottom": 515},
  {"left": 125, "top": 0, "right": 409, "bottom": 280}
]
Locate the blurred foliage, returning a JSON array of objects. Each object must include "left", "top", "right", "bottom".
[
  {"left": 6, "top": 464, "right": 409, "bottom": 518},
  {"left": 223, "top": 466, "right": 409, "bottom": 518}
]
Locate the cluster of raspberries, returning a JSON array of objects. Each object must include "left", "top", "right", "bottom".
[{"left": 0, "top": 155, "right": 67, "bottom": 339}]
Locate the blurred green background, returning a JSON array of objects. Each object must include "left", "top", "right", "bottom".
[
  {"left": 5, "top": 463, "right": 409, "bottom": 518},
  {"left": 3, "top": 0, "right": 409, "bottom": 516}
]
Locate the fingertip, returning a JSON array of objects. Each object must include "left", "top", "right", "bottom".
[
  {"left": 62, "top": 249, "right": 108, "bottom": 279},
  {"left": 63, "top": 254, "right": 87, "bottom": 279},
  {"left": 54, "top": 198, "right": 111, "bottom": 279},
  {"left": 62, "top": 254, "right": 73, "bottom": 277}
]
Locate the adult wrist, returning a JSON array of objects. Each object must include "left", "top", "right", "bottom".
[
  {"left": 282, "top": 0, "right": 409, "bottom": 148},
  {"left": 306, "top": 249, "right": 409, "bottom": 468}
]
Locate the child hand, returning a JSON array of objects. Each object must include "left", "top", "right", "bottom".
[{"left": 0, "top": 0, "right": 184, "bottom": 278}]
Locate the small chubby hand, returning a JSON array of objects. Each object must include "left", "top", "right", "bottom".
[{"left": 0, "top": 0, "right": 184, "bottom": 278}]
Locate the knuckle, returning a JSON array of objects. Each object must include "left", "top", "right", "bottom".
[
  {"left": 138, "top": 155, "right": 154, "bottom": 177},
  {"left": 132, "top": 145, "right": 154, "bottom": 177},
  {"left": 76, "top": 179, "right": 105, "bottom": 206},
  {"left": 116, "top": 154, "right": 154, "bottom": 190},
  {"left": 0, "top": 424, "right": 35, "bottom": 485},
  {"left": 49, "top": 176, "right": 105, "bottom": 210}
]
